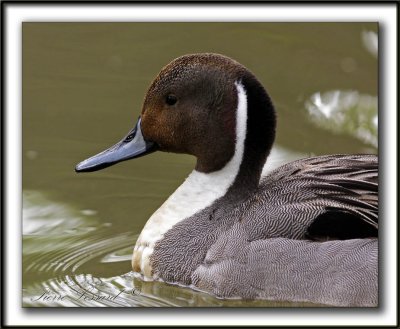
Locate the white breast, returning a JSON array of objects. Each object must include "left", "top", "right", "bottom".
[{"left": 132, "top": 81, "right": 248, "bottom": 279}]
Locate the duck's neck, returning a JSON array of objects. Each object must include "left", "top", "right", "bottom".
[
  {"left": 132, "top": 78, "right": 276, "bottom": 278},
  {"left": 225, "top": 74, "right": 276, "bottom": 201}
]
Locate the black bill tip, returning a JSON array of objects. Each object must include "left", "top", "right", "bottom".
[{"left": 75, "top": 117, "right": 157, "bottom": 173}]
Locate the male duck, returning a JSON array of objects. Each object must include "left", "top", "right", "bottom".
[{"left": 76, "top": 53, "right": 378, "bottom": 307}]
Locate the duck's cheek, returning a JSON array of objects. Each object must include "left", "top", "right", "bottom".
[
  {"left": 141, "top": 111, "right": 162, "bottom": 140},
  {"left": 141, "top": 118, "right": 177, "bottom": 152}
]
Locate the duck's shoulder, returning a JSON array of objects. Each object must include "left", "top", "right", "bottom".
[
  {"left": 250, "top": 154, "right": 378, "bottom": 240},
  {"left": 261, "top": 154, "right": 378, "bottom": 186}
]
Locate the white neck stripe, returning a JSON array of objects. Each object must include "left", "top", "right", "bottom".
[{"left": 132, "top": 81, "right": 248, "bottom": 277}]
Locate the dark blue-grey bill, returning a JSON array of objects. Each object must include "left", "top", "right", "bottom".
[{"left": 75, "top": 117, "right": 157, "bottom": 172}]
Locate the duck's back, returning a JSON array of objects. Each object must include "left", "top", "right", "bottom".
[{"left": 247, "top": 154, "right": 378, "bottom": 241}]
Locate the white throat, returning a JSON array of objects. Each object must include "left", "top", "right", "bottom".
[{"left": 132, "top": 81, "right": 248, "bottom": 278}]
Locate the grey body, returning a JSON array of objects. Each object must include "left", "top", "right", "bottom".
[
  {"left": 193, "top": 236, "right": 377, "bottom": 306},
  {"left": 151, "top": 154, "right": 378, "bottom": 306}
]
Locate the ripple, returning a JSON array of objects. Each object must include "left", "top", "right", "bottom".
[{"left": 101, "top": 246, "right": 133, "bottom": 263}]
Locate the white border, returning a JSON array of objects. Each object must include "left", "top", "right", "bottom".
[{"left": 5, "top": 3, "right": 397, "bottom": 327}]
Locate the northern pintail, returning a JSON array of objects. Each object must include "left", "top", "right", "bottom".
[{"left": 76, "top": 53, "right": 378, "bottom": 307}]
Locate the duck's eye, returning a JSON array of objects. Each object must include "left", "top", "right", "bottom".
[{"left": 166, "top": 94, "right": 177, "bottom": 106}]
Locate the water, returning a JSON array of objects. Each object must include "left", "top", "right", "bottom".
[{"left": 22, "top": 22, "right": 378, "bottom": 307}]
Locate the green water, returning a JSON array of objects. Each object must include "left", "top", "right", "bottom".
[{"left": 22, "top": 22, "right": 378, "bottom": 307}]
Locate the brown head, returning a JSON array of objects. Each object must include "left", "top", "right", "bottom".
[
  {"left": 76, "top": 53, "right": 276, "bottom": 191},
  {"left": 141, "top": 54, "right": 247, "bottom": 172}
]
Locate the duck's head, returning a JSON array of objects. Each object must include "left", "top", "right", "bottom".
[{"left": 76, "top": 53, "right": 276, "bottom": 190}]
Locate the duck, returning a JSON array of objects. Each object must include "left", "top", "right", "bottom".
[{"left": 75, "top": 53, "right": 378, "bottom": 307}]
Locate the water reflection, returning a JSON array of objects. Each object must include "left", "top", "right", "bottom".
[
  {"left": 362, "top": 30, "right": 378, "bottom": 57},
  {"left": 23, "top": 190, "right": 98, "bottom": 235},
  {"left": 305, "top": 90, "right": 378, "bottom": 148},
  {"left": 24, "top": 272, "right": 323, "bottom": 307}
]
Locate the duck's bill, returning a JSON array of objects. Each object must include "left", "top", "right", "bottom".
[{"left": 75, "top": 117, "right": 157, "bottom": 172}]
